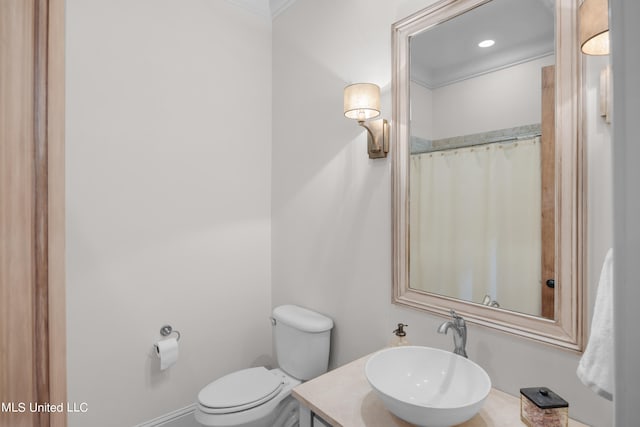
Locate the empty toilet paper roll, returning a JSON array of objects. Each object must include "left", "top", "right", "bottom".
[{"left": 155, "top": 337, "right": 179, "bottom": 370}]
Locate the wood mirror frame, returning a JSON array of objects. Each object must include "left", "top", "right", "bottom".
[{"left": 391, "top": 0, "right": 584, "bottom": 351}]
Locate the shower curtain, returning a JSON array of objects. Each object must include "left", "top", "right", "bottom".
[{"left": 409, "top": 137, "right": 542, "bottom": 316}]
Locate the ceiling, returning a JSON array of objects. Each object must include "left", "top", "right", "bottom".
[
  {"left": 410, "top": 0, "right": 555, "bottom": 89},
  {"left": 228, "top": 0, "right": 554, "bottom": 87}
]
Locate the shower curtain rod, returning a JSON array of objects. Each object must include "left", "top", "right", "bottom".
[{"left": 415, "top": 132, "right": 542, "bottom": 154}]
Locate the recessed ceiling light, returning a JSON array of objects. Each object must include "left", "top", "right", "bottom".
[{"left": 478, "top": 39, "right": 495, "bottom": 48}]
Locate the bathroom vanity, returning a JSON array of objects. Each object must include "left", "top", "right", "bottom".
[{"left": 292, "top": 352, "right": 589, "bottom": 427}]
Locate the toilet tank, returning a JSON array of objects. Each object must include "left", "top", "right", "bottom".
[{"left": 272, "top": 305, "right": 333, "bottom": 381}]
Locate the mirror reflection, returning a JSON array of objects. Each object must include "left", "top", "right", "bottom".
[{"left": 407, "top": 0, "right": 556, "bottom": 318}]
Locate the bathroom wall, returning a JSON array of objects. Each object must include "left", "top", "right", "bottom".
[
  {"left": 272, "top": 0, "right": 613, "bottom": 425},
  {"left": 584, "top": 54, "right": 613, "bottom": 319},
  {"left": 412, "top": 55, "right": 555, "bottom": 140},
  {"left": 65, "top": 1, "right": 272, "bottom": 426},
  {"left": 410, "top": 81, "right": 433, "bottom": 140},
  {"left": 611, "top": 0, "right": 640, "bottom": 423}
]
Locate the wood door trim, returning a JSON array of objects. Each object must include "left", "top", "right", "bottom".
[
  {"left": 34, "top": 0, "right": 66, "bottom": 424},
  {"left": 1, "top": 1, "right": 64, "bottom": 425},
  {"left": 34, "top": 2, "right": 51, "bottom": 424},
  {"left": 541, "top": 65, "right": 556, "bottom": 319},
  {"left": 47, "top": 0, "right": 67, "bottom": 425},
  {"left": 1, "top": 2, "right": 38, "bottom": 424}
]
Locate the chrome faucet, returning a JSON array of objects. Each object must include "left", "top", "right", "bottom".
[{"left": 437, "top": 309, "right": 468, "bottom": 358}]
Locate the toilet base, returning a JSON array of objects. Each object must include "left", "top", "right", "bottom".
[{"left": 196, "top": 395, "right": 298, "bottom": 427}]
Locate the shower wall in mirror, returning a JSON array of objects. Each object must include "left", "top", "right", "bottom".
[
  {"left": 392, "top": 0, "right": 585, "bottom": 351},
  {"left": 407, "top": 0, "right": 556, "bottom": 319}
]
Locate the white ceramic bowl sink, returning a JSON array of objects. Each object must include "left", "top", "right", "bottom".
[{"left": 365, "top": 346, "right": 491, "bottom": 427}]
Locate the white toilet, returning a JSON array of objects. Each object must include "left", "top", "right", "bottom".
[{"left": 195, "top": 305, "right": 333, "bottom": 427}]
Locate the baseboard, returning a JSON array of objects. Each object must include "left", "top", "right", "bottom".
[{"left": 133, "top": 404, "right": 198, "bottom": 427}]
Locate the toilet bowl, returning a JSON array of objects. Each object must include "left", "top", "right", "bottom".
[
  {"left": 195, "top": 368, "right": 300, "bottom": 427},
  {"left": 195, "top": 305, "right": 333, "bottom": 427}
]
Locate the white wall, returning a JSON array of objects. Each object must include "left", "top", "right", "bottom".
[
  {"left": 65, "top": 1, "right": 272, "bottom": 426},
  {"left": 410, "top": 81, "right": 433, "bottom": 140},
  {"left": 584, "top": 55, "right": 613, "bottom": 320},
  {"left": 411, "top": 55, "right": 554, "bottom": 140},
  {"left": 272, "top": 0, "right": 612, "bottom": 425},
  {"left": 611, "top": 0, "right": 640, "bottom": 424}
]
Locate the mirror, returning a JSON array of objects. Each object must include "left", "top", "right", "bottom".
[
  {"left": 392, "top": 0, "right": 585, "bottom": 351},
  {"left": 408, "top": 0, "right": 555, "bottom": 319}
]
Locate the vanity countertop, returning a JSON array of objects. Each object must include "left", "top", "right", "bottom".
[{"left": 292, "top": 351, "right": 589, "bottom": 427}]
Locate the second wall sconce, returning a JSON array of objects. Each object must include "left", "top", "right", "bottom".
[
  {"left": 579, "top": 0, "right": 609, "bottom": 55},
  {"left": 343, "top": 83, "right": 390, "bottom": 159}
]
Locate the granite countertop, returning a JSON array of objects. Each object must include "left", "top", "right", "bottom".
[{"left": 292, "top": 351, "right": 589, "bottom": 427}]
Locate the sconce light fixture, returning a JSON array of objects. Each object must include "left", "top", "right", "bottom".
[
  {"left": 579, "top": 0, "right": 609, "bottom": 55},
  {"left": 343, "top": 83, "right": 390, "bottom": 159}
]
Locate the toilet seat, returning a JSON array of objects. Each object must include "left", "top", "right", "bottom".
[
  {"left": 195, "top": 368, "right": 301, "bottom": 427},
  {"left": 198, "top": 367, "right": 284, "bottom": 415}
]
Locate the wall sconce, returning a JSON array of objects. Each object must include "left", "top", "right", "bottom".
[
  {"left": 579, "top": 0, "right": 609, "bottom": 55},
  {"left": 343, "top": 83, "right": 390, "bottom": 159}
]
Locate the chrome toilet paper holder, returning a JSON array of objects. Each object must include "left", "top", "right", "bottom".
[
  {"left": 155, "top": 325, "right": 181, "bottom": 370},
  {"left": 159, "top": 325, "right": 181, "bottom": 341}
]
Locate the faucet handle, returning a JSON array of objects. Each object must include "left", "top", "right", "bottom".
[{"left": 450, "top": 309, "right": 466, "bottom": 326}]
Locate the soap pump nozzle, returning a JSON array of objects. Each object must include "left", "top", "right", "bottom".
[
  {"left": 391, "top": 323, "right": 409, "bottom": 346},
  {"left": 393, "top": 323, "right": 407, "bottom": 336}
]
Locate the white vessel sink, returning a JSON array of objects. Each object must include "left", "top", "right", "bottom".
[{"left": 365, "top": 346, "right": 491, "bottom": 427}]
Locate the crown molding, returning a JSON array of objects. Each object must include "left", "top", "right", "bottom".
[
  {"left": 270, "top": 0, "right": 298, "bottom": 18},
  {"left": 225, "top": 0, "right": 298, "bottom": 20},
  {"left": 225, "top": 0, "right": 271, "bottom": 19}
]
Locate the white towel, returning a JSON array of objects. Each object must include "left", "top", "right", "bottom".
[{"left": 577, "top": 248, "right": 614, "bottom": 401}]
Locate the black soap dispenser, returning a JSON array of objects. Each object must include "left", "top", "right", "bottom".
[{"left": 391, "top": 323, "right": 409, "bottom": 346}]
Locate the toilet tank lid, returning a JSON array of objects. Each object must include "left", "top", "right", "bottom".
[{"left": 273, "top": 305, "right": 333, "bottom": 333}]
